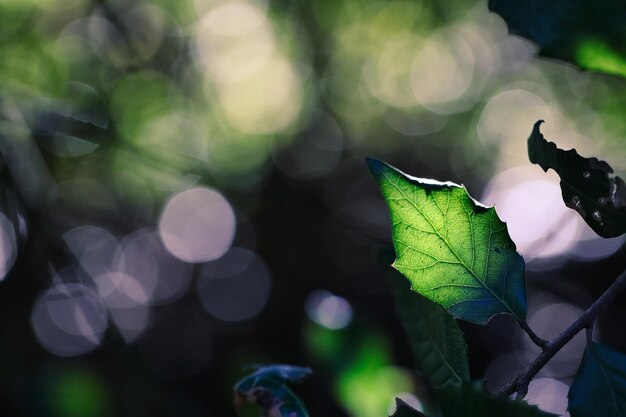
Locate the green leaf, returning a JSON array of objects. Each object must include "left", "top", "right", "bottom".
[
  {"left": 489, "top": 0, "right": 626, "bottom": 79},
  {"left": 367, "top": 158, "right": 527, "bottom": 325},
  {"left": 388, "top": 272, "right": 469, "bottom": 388},
  {"left": 389, "top": 398, "right": 427, "bottom": 417},
  {"left": 436, "top": 382, "right": 557, "bottom": 417},
  {"left": 234, "top": 364, "right": 312, "bottom": 417},
  {"left": 528, "top": 120, "right": 626, "bottom": 238},
  {"left": 568, "top": 342, "right": 626, "bottom": 417}
]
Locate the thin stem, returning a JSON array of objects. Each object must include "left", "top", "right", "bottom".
[
  {"left": 497, "top": 268, "right": 626, "bottom": 397},
  {"left": 518, "top": 320, "right": 547, "bottom": 348},
  {"left": 586, "top": 325, "right": 594, "bottom": 344}
]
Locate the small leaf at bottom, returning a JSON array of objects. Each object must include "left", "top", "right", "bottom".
[
  {"left": 389, "top": 398, "right": 427, "bottom": 417},
  {"left": 568, "top": 342, "right": 626, "bottom": 417},
  {"left": 234, "top": 364, "right": 312, "bottom": 417}
]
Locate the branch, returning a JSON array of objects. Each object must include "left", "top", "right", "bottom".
[{"left": 497, "top": 268, "right": 626, "bottom": 397}]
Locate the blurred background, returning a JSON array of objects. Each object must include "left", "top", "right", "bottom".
[{"left": 1, "top": 0, "right": 626, "bottom": 416}]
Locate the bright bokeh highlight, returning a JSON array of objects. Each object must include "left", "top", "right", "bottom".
[
  {"left": 159, "top": 187, "right": 236, "bottom": 263},
  {"left": 305, "top": 290, "right": 353, "bottom": 330}
]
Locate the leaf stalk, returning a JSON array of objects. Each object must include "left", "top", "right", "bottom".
[{"left": 518, "top": 320, "right": 547, "bottom": 349}]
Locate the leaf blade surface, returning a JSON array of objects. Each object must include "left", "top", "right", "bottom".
[
  {"left": 389, "top": 272, "right": 469, "bottom": 388},
  {"left": 568, "top": 342, "right": 626, "bottom": 417},
  {"left": 367, "top": 158, "right": 527, "bottom": 325},
  {"left": 436, "top": 382, "right": 557, "bottom": 417},
  {"left": 234, "top": 364, "right": 312, "bottom": 417}
]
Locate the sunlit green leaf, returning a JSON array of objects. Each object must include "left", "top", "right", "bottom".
[
  {"left": 367, "top": 158, "right": 527, "bottom": 325},
  {"left": 234, "top": 364, "right": 312, "bottom": 417},
  {"left": 568, "top": 342, "right": 626, "bottom": 417},
  {"left": 389, "top": 398, "right": 427, "bottom": 417},
  {"left": 389, "top": 272, "right": 469, "bottom": 388},
  {"left": 489, "top": 0, "right": 626, "bottom": 79},
  {"left": 528, "top": 120, "right": 626, "bottom": 238},
  {"left": 436, "top": 382, "right": 557, "bottom": 417}
]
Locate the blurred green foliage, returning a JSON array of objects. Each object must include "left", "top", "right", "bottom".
[
  {"left": 490, "top": 0, "right": 626, "bottom": 79},
  {"left": 48, "top": 368, "right": 108, "bottom": 417},
  {"left": 2, "top": 0, "right": 626, "bottom": 416}
]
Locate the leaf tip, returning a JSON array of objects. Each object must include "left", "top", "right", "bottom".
[
  {"left": 528, "top": 120, "right": 547, "bottom": 165},
  {"left": 365, "top": 157, "right": 389, "bottom": 181}
]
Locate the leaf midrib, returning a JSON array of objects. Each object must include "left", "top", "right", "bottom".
[
  {"left": 387, "top": 175, "right": 520, "bottom": 321},
  {"left": 422, "top": 323, "right": 465, "bottom": 384}
]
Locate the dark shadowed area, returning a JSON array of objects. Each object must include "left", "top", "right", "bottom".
[{"left": 1, "top": 0, "right": 626, "bottom": 416}]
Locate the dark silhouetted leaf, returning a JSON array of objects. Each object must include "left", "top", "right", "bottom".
[
  {"left": 489, "top": 0, "right": 626, "bottom": 79},
  {"left": 389, "top": 272, "right": 469, "bottom": 388},
  {"left": 234, "top": 364, "right": 312, "bottom": 417},
  {"left": 389, "top": 398, "right": 427, "bottom": 417},
  {"left": 436, "top": 382, "right": 557, "bottom": 417},
  {"left": 367, "top": 158, "right": 527, "bottom": 325},
  {"left": 528, "top": 120, "right": 626, "bottom": 238},
  {"left": 568, "top": 342, "right": 626, "bottom": 417}
]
